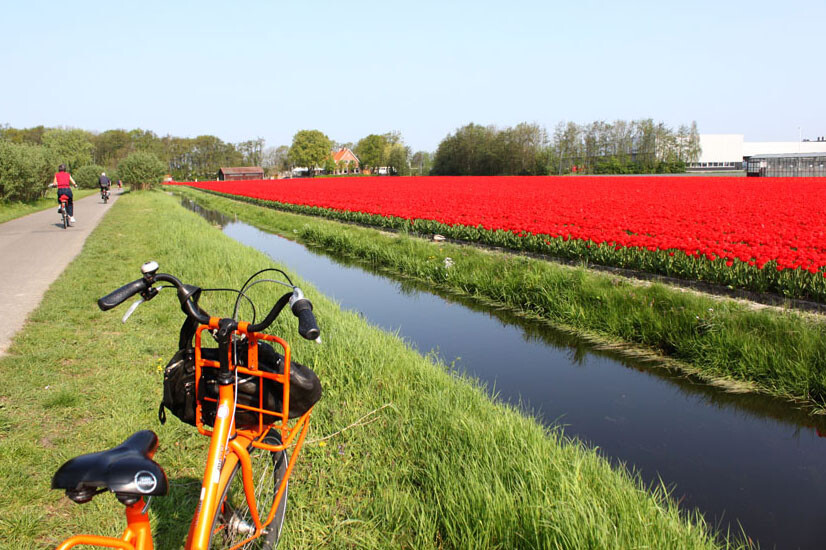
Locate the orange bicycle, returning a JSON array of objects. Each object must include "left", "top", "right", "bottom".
[{"left": 51, "top": 261, "right": 322, "bottom": 549}]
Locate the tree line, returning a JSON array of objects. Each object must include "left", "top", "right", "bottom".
[
  {"left": 1, "top": 118, "right": 701, "bottom": 201},
  {"left": 431, "top": 119, "right": 700, "bottom": 176},
  {"left": 284, "top": 130, "right": 432, "bottom": 177},
  {"left": 284, "top": 119, "right": 699, "bottom": 179},
  {"left": 0, "top": 124, "right": 268, "bottom": 201}
]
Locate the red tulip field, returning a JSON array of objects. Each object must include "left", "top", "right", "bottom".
[{"left": 172, "top": 176, "right": 826, "bottom": 302}]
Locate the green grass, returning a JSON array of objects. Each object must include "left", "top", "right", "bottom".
[
  {"left": 0, "top": 190, "right": 99, "bottom": 224},
  {"left": 173, "top": 186, "right": 826, "bottom": 411},
  {"left": 0, "top": 191, "right": 745, "bottom": 549}
]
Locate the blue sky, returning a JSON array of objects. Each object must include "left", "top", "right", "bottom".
[{"left": 2, "top": 0, "right": 823, "bottom": 151}]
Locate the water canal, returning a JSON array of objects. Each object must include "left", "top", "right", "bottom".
[{"left": 186, "top": 199, "right": 826, "bottom": 549}]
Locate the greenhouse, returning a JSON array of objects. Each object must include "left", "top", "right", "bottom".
[{"left": 746, "top": 153, "right": 826, "bottom": 177}]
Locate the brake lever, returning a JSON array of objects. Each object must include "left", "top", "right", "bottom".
[{"left": 121, "top": 287, "right": 164, "bottom": 323}]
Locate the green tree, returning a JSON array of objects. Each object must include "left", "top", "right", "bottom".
[
  {"left": 128, "top": 129, "right": 163, "bottom": 157},
  {"left": 0, "top": 140, "right": 51, "bottom": 201},
  {"left": 117, "top": 152, "right": 165, "bottom": 190},
  {"left": 262, "top": 145, "right": 290, "bottom": 177},
  {"left": 165, "top": 137, "right": 195, "bottom": 181},
  {"left": 236, "top": 138, "right": 265, "bottom": 167},
  {"left": 74, "top": 164, "right": 107, "bottom": 189},
  {"left": 288, "top": 130, "right": 331, "bottom": 176},
  {"left": 0, "top": 124, "right": 48, "bottom": 145},
  {"left": 92, "top": 129, "right": 132, "bottom": 169},
  {"left": 386, "top": 144, "right": 410, "bottom": 176},
  {"left": 354, "top": 134, "right": 387, "bottom": 172},
  {"left": 432, "top": 123, "right": 502, "bottom": 176},
  {"left": 41, "top": 128, "right": 94, "bottom": 172},
  {"left": 410, "top": 151, "right": 433, "bottom": 175},
  {"left": 501, "top": 123, "right": 549, "bottom": 175},
  {"left": 324, "top": 155, "right": 337, "bottom": 174}
]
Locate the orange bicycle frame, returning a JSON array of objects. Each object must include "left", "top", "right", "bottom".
[
  {"left": 55, "top": 320, "right": 313, "bottom": 550},
  {"left": 185, "top": 320, "right": 313, "bottom": 550},
  {"left": 56, "top": 500, "right": 153, "bottom": 550}
]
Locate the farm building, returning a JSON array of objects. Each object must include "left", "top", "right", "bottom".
[
  {"left": 217, "top": 166, "right": 264, "bottom": 181},
  {"left": 746, "top": 153, "right": 826, "bottom": 177},
  {"left": 690, "top": 134, "right": 826, "bottom": 171}
]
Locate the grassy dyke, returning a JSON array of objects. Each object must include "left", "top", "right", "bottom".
[
  {"left": 178, "top": 185, "right": 826, "bottom": 304},
  {"left": 173, "top": 186, "right": 826, "bottom": 410},
  {"left": 0, "top": 191, "right": 743, "bottom": 549},
  {"left": 0, "top": 190, "right": 98, "bottom": 224}
]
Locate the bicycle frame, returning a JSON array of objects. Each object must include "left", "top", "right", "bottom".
[
  {"left": 55, "top": 319, "right": 313, "bottom": 550},
  {"left": 56, "top": 501, "right": 153, "bottom": 550}
]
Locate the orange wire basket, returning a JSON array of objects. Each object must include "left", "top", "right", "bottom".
[{"left": 192, "top": 324, "right": 311, "bottom": 453}]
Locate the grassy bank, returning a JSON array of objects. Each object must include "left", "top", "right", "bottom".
[
  {"left": 173, "top": 186, "right": 826, "bottom": 411},
  {"left": 0, "top": 189, "right": 98, "bottom": 224},
  {"left": 0, "top": 191, "right": 742, "bottom": 549}
]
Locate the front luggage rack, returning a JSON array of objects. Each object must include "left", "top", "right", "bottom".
[{"left": 193, "top": 325, "right": 311, "bottom": 453}]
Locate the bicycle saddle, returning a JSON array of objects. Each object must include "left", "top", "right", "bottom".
[{"left": 52, "top": 430, "right": 168, "bottom": 505}]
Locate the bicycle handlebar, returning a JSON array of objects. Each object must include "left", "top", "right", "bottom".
[
  {"left": 97, "top": 262, "right": 320, "bottom": 340},
  {"left": 289, "top": 290, "right": 320, "bottom": 340},
  {"left": 97, "top": 279, "right": 149, "bottom": 311}
]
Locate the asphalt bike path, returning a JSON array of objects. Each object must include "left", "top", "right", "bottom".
[{"left": 0, "top": 191, "right": 120, "bottom": 355}]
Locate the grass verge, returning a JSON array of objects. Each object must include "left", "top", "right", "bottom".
[
  {"left": 0, "top": 191, "right": 744, "bottom": 549},
  {"left": 0, "top": 190, "right": 98, "bottom": 225},
  {"left": 173, "top": 186, "right": 826, "bottom": 411}
]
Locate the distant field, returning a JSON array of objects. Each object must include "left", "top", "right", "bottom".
[{"left": 171, "top": 176, "right": 826, "bottom": 302}]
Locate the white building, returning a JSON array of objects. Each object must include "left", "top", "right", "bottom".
[{"left": 691, "top": 134, "right": 826, "bottom": 171}]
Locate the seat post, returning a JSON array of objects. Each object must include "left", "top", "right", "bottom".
[{"left": 122, "top": 499, "right": 154, "bottom": 550}]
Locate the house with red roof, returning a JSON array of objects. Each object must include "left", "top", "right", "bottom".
[{"left": 332, "top": 148, "right": 360, "bottom": 174}]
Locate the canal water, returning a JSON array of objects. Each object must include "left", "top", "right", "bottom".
[{"left": 187, "top": 200, "right": 826, "bottom": 549}]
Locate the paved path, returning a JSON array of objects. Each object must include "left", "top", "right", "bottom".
[{"left": 0, "top": 191, "right": 120, "bottom": 355}]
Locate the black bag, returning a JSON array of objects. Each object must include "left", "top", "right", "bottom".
[
  {"left": 159, "top": 348, "right": 198, "bottom": 425},
  {"left": 159, "top": 340, "right": 322, "bottom": 428}
]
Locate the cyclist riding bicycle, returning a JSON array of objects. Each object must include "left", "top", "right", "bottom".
[
  {"left": 99, "top": 172, "right": 111, "bottom": 199},
  {"left": 48, "top": 164, "right": 78, "bottom": 223}
]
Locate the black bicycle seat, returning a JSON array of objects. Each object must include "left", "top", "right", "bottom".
[{"left": 52, "top": 430, "right": 168, "bottom": 505}]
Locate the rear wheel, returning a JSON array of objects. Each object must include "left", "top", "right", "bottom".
[
  {"left": 208, "top": 432, "right": 288, "bottom": 549},
  {"left": 62, "top": 207, "right": 67, "bottom": 229}
]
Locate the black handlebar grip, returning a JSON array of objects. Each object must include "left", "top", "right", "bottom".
[
  {"left": 292, "top": 298, "right": 320, "bottom": 340},
  {"left": 97, "top": 279, "right": 149, "bottom": 311}
]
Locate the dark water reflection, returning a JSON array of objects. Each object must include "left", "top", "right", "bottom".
[{"left": 186, "top": 199, "right": 826, "bottom": 549}]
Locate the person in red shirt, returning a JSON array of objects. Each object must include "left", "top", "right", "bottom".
[{"left": 48, "top": 164, "right": 79, "bottom": 223}]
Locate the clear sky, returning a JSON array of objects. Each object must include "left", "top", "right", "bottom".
[{"left": 2, "top": 0, "right": 823, "bottom": 152}]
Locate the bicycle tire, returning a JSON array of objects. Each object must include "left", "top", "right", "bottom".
[
  {"left": 62, "top": 209, "right": 67, "bottom": 229},
  {"left": 208, "top": 434, "right": 288, "bottom": 549}
]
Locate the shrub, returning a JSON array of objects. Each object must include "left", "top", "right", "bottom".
[
  {"left": 73, "top": 164, "right": 106, "bottom": 189},
  {"left": 0, "top": 140, "right": 52, "bottom": 201},
  {"left": 117, "top": 152, "right": 166, "bottom": 190}
]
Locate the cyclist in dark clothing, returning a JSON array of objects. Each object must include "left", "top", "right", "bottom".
[
  {"left": 49, "top": 164, "right": 78, "bottom": 222},
  {"left": 99, "top": 172, "right": 111, "bottom": 200}
]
